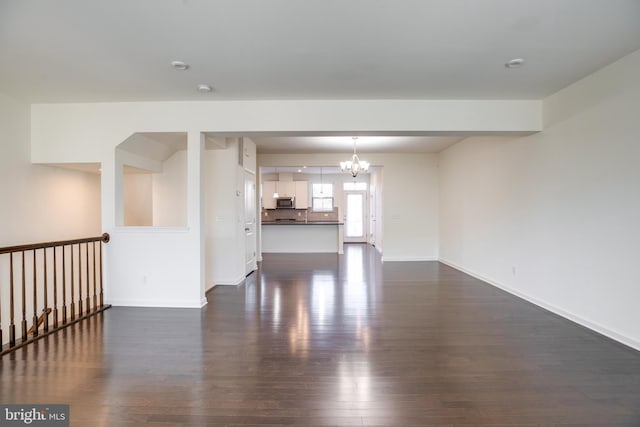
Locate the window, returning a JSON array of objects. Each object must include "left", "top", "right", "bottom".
[
  {"left": 343, "top": 182, "right": 367, "bottom": 191},
  {"left": 312, "top": 183, "right": 333, "bottom": 211}
]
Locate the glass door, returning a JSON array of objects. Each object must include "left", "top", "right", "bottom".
[{"left": 344, "top": 191, "right": 367, "bottom": 243}]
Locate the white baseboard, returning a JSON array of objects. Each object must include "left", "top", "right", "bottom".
[
  {"left": 438, "top": 258, "right": 640, "bottom": 352},
  {"left": 381, "top": 256, "right": 438, "bottom": 262},
  {"left": 212, "top": 275, "right": 246, "bottom": 286},
  {"left": 106, "top": 298, "right": 206, "bottom": 309},
  {"left": 262, "top": 249, "right": 338, "bottom": 253}
]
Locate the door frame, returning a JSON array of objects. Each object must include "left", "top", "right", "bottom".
[
  {"left": 244, "top": 169, "right": 257, "bottom": 275},
  {"left": 343, "top": 189, "right": 368, "bottom": 243}
]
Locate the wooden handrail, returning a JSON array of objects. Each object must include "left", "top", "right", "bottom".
[
  {"left": 0, "top": 233, "right": 110, "bottom": 255},
  {"left": 1, "top": 233, "right": 111, "bottom": 356}
]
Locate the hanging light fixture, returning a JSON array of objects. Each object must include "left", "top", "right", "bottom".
[{"left": 340, "top": 137, "right": 369, "bottom": 177}]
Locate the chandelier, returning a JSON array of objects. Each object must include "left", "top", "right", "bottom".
[{"left": 340, "top": 137, "right": 369, "bottom": 177}]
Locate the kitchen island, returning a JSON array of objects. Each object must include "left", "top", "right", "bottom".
[{"left": 261, "top": 221, "right": 344, "bottom": 254}]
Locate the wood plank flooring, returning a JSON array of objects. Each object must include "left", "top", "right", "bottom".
[{"left": 2, "top": 244, "right": 640, "bottom": 426}]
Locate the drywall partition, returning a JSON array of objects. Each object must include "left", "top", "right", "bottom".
[
  {"left": 438, "top": 49, "right": 640, "bottom": 350},
  {"left": 204, "top": 138, "right": 246, "bottom": 287},
  {"left": 106, "top": 132, "right": 204, "bottom": 308}
]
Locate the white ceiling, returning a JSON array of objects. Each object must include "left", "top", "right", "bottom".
[
  {"left": 1, "top": 0, "right": 639, "bottom": 104},
  {"left": 262, "top": 166, "right": 344, "bottom": 175},
  {"left": 2, "top": 1, "right": 639, "bottom": 157},
  {"left": 251, "top": 135, "right": 465, "bottom": 154}
]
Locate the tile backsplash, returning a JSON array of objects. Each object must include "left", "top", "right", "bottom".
[
  {"left": 262, "top": 208, "right": 339, "bottom": 222},
  {"left": 307, "top": 208, "right": 339, "bottom": 222}
]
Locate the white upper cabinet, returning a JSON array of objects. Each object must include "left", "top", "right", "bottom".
[
  {"left": 295, "top": 181, "right": 308, "bottom": 209},
  {"left": 262, "top": 181, "right": 276, "bottom": 209},
  {"left": 276, "top": 181, "right": 296, "bottom": 198}
]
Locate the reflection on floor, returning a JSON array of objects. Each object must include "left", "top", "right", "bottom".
[{"left": 2, "top": 244, "right": 640, "bottom": 425}]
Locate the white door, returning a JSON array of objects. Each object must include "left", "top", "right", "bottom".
[
  {"left": 369, "top": 186, "right": 376, "bottom": 246},
  {"left": 344, "top": 190, "right": 367, "bottom": 243},
  {"left": 244, "top": 171, "right": 257, "bottom": 275}
]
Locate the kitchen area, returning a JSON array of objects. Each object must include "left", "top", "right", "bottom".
[{"left": 260, "top": 170, "right": 345, "bottom": 254}]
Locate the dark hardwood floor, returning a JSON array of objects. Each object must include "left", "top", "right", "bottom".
[{"left": 2, "top": 244, "right": 640, "bottom": 426}]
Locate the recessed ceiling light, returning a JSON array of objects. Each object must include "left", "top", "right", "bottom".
[
  {"left": 197, "top": 84, "right": 213, "bottom": 93},
  {"left": 505, "top": 58, "right": 525, "bottom": 68},
  {"left": 297, "top": 169, "right": 302, "bottom": 173},
  {"left": 171, "top": 60, "right": 189, "bottom": 71}
]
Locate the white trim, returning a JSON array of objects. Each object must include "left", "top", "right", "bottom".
[
  {"left": 438, "top": 258, "right": 640, "bottom": 352},
  {"left": 381, "top": 256, "right": 438, "bottom": 262},
  {"left": 262, "top": 249, "right": 338, "bottom": 254},
  {"left": 112, "top": 226, "right": 190, "bottom": 233},
  {"left": 213, "top": 275, "right": 247, "bottom": 286},
  {"left": 106, "top": 298, "right": 206, "bottom": 308}
]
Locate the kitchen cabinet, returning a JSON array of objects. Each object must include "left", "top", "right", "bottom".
[
  {"left": 263, "top": 180, "right": 309, "bottom": 209},
  {"left": 295, "top": 181, "right": 308, "bottom": 209},
  {"left": 262, "top": 181, "right": 276, "bottom": 209},
  {"left": 262, "top": 222, "right": 344, "bottom": 254},
  {"left": 276, "top": 181, "right": 296, "bottom": 198}
]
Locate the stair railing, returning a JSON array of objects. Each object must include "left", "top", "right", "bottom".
[{"left": 0, "top": 233, "right": 111, "bottom": 356}]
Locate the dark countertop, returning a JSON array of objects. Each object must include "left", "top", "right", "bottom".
[{"left": 262, "top": 221, "right": 343, "bottom": 226}]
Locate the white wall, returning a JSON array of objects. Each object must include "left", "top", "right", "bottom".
[
  {"left": 152, "top": 150, "right": 187, "bottom": 227},
  {"left": 31, "top": 100, "right": 542, "bottom": 166},
  {"left": 439, "top": 49, "right": 640, "bottom": 350},
  {"left": 380, "top": 153, "right": 438, "bottom": 261},
  {"left": 123, "top": 173, "right": 152, "bottom": 226},
  {"left": 204, "top": 139, "right": 246, "bottom": 286},
  {"left": 0, "top": 93, "right": 102, "bottom": 245},
  {"left": 369, "top": 166, "right": 384, "bottom": 252}
]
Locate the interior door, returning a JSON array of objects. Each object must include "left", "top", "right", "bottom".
[
  {"left": 369, "top": 186, "right": 376, "bottom": 246},
  {"left": 244, "top": 171, "right": 257, "bottom": 275},
  {"left": 344, "top": 190, "right": 367, "bottom": 243}
]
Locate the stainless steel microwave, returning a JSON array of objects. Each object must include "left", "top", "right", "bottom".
[{"left": 276, "top": 197, "right": 294, "bottom": 208}]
